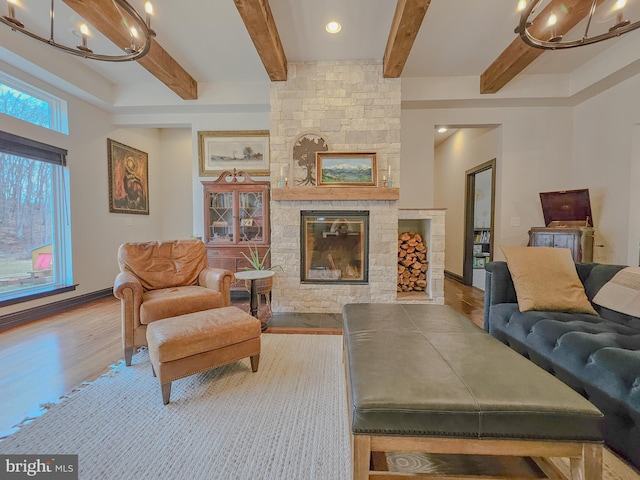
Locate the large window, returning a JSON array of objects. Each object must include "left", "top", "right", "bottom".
[{"left": 0, "top": 74, "right": 72, "bottom": 305}]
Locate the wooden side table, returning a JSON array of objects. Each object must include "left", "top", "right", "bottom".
[{"left": 234, "top": 270, "right": 275, "bottom": 332}]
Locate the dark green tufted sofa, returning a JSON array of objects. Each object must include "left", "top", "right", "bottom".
[{"left": 484, "top": 261, "right": 640, "bottom": 471}]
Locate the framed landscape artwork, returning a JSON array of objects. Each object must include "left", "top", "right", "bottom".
[
  {"left": 198, "top": 130, "right": 270, "bottom": 176},
  {"left": 107, "top": 138, "right": 149, "bottom": 215},
  {"left": 316, "top": 152, "right": 377, "bottom": 187}
]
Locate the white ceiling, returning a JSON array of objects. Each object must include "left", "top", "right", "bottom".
[{"left": 3, "top": 0, "right": 640, "bottom": 102}]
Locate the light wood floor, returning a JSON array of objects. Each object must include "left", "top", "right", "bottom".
[{"left": 0, "top": 280, "right": 637, "bottom": 479}]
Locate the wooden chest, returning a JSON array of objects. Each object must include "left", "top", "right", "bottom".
[{"left": 528, "top": 189, "right": 594, "bottom": 263}]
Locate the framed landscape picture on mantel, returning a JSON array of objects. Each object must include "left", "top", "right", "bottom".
[
  {"left": 198, "top": 130, "right": 270, "bottom": 177},
  {"left": 316, "top": 151, "right": 377, "bottom": 187}
]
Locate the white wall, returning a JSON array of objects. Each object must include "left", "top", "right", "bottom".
[
  {"left": 633, "top": 125, "right": 640, "bottom": 266},
  {"left": 572, "top": 74, "right": 640, "bottom": 265},
  {"left": 0, "top": 64, "right": 170, "bottom": 316},
  {"left": 402, "top": 106, "right": 575, "bottom": 275},
  {"left": 1, "top": 58, "right": 276, "bottom": 318},
  {"left": 433, "top": 128, "right": 497, "bottom": 277},
  {"left": 157, "top": 128, "right": 193, "bottom": 241},
  {"left": 400, "top": 110, "right": 434, "bottom": 207},
  {"left": 403, "top": 73, "right": 640, "bottom": 270}
]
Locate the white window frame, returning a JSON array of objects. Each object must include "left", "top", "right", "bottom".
[
  {"left": 0, "top": 71, "right": 69, "bottom": 135},
  {"left": 0, "top": 71, "right": 73, "bottom": 304}
]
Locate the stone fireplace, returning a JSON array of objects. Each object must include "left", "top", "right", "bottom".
[
  {"left": 270, "top": 198, "right": 398, "bottom": 313},
  {"left": 268, "top": 60, "right": 444, "bottom": 313}
]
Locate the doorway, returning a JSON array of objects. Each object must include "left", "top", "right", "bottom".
[{"left": 463, "top": 159, "right": 496, "bottom": 289}]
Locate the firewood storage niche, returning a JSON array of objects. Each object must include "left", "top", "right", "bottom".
[{"left": 300, "top": 210, "right": 369, "bottom": 284}]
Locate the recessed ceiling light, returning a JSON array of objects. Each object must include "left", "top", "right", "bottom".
[
  {"left": 326, "top": 21, "right": 341, "bottom": 34},
  {"left": 437, "top": 127, "right": 448, "bottom": 133}
]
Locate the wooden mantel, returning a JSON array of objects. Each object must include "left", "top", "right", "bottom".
[{"left": 271, "top": 187, "right": 399, "bottom": 201}]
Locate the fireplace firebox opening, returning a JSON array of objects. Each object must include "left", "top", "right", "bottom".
[{"left": 300, "top": 210, "right": 369, "bottom": 284}]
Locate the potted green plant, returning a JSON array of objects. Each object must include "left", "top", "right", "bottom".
[{"left": 240, "top": 245, "right": 282, "bottom": 296}]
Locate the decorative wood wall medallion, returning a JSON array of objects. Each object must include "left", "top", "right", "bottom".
[{"left": 291, "top": 132, "right": 329, "bottom": 186}]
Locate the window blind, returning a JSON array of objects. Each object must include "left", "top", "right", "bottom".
[{"left": 0, "top": 130, "right": 67, "bottom": 166}]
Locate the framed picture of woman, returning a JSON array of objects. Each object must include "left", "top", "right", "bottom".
[{"left": 107, "top": 138, "right": 149, "bottom": 215}]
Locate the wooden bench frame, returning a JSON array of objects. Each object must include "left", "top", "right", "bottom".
[
  {"left": 343, "top": 346, "right": 603, "bottom": 480},
  {"left": 350, "top": 433, "right": 602, "bottom": 480}
]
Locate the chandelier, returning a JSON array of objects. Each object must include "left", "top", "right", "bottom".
[
  {"left": 516, "top": 0, "right": 640, "bottom": 49},
  {"left": 0, "top": 0, "right": 156, "bottom": 62}
]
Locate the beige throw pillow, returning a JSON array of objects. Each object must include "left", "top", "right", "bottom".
[{"left": 501, "top": 246, "right": 597, "bottom": 314}]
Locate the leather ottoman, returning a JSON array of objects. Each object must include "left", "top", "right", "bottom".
[
  {"left": 342, "top": 303, "right": 604, "bottom": 480},
  {"left": 146, "top": 306, "right": 261, "bottom": 404}
]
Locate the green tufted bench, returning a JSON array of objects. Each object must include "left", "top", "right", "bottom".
[{"left": 342, "top": 303, "right": 604, "bottom": 480}]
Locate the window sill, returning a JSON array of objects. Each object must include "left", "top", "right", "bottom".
[{"left": 0, "top": 284, "right": 77, "bottom": 308}]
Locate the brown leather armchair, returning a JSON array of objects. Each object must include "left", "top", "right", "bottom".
[{"left": 113, "top": 239, "right": 234, "bottom": 366}]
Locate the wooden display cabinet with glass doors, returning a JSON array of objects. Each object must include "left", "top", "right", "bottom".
[{"left": 202, "top": 170, "right": 270, "bottom": 291}]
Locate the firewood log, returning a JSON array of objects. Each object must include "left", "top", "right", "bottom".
[{"left": 397, "top": 231, "right": 429, "bottom": 292}]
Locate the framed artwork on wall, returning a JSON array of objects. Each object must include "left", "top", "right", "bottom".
[
  {"left": 198, "top": 130, "right": 270, "bottom": 176},
  {"left": 316, "top": 152, "right": 377, "bottom": 187},
  {"left": 107, "top": 138, "right": 149, "bottom": 215}
]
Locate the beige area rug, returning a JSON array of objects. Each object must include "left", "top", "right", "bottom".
[
  {"left": 1, "top": 333, "right": 638, "bottom": 480},
  {"left": 0, "top": 334, "right": 351, "bottom": 480}
]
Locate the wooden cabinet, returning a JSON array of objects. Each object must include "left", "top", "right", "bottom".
[
  {"left": 202, "top": 171, "right": 270, "bottom": 290},
  {"left": 528, "top": 227, "right": 594, "bottom": 262},
  {"left": 532, "top": 189, "right": 595, "bottom": 263}
]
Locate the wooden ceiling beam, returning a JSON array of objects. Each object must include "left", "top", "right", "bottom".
[
  {"left": 383, "top": 0, "right": 431, "bottom": 78},
  {"left": 233, "top": 0, "right": 287, "bottom": 81},
  {"left": 61, "top": 0, "right": 198, "bottom": 100},
  {"left": 480, "top": 0, "right": 606, "bottom": 94}
]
